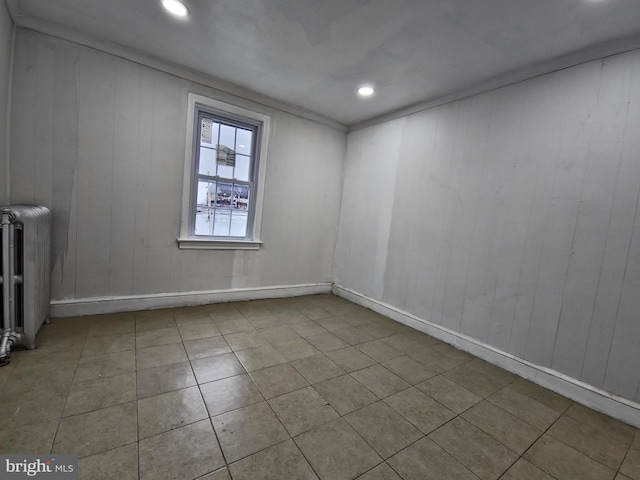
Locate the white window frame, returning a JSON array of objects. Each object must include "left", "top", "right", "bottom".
[{"left": 178, "top": 93, "right": 270, "bottom": 250}]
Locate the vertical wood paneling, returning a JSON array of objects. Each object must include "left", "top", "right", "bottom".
[
  {"left": 603, "top": 201, "right": 640, "bottom": 400},
  {"left": 408, "top": 106, "right": 457, "bottom": 323},
  {"left": 370, "top": 121, "right": 403, "bottom": 300},
  {"left": 33, "top": 39, "right": 54, "bottom": 207},
  {"left": 523, "top": 64, "right": 599, "bottom": 367},
  {"left": 0, "top": 3, "right": 12, "bottom": 204},
  {"left": 459, "top": 95, "right": 498, "bottom": 342},
  {"left": 108, "top": 61, "right": 141, "bottom": 296},
  {"left": 335, "top": 119, "right": 404, "bottom": 299},
  {"left": 429, "top": 103, "right": 465, "bottom": 327},
  {"left": 336, "top": 49, "right": 640, "bottom": 403},
  {"left": 258, "top": 112, "right": 343, "bottom": 287},
  {"left": 144, "top": 74, "right": 184, "bottom": 294},
  {"left": 384, "top": 112, "right": 436, "bottom": 311},
  {"left": 319, "top": 127, "right": 347, "bottom": 281},
  {"left": 507, "top": 75, "right": 564, "bottom": 359},
  {"left": 582, "top": 56, "right": 640, "bottom": 390},
  {"left": 51, "top": 42, "right": 80, "bottom": 297},
  {"left": 74, "top": 51, "right": 115, "bottom": 298},
  {"left": 440, "top": 94, "right": 492, "bottom": 333},
  {"left": 261, "top": 115, "right": 309, "bottom": 286},
  {"left": 600, "top": 54, "right": 640, "bottom": 398},
  {"left": 483, "top": 83, "right": 528, "bottom": 351},
  {"left": 299, "top": 125, "right": 344, "bottom": 283},
  {"left": 461, "top": 90, "right": 521, "bottom": 344},
  {"left": 131, "top": 69, "right": 154, "bottom": 295},
  {"left": 552, "top": 57, "right": 632, "bottom": 378},
  {"left": 9, "top": 32, "right": 37, "bottom": 204}
]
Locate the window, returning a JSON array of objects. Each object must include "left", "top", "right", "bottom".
[
  {"left": 178, "top": 94, "right": 270, "bottom": 249},
  {"left": 194, "top": 117, "right": 254, "bottom": 237}
]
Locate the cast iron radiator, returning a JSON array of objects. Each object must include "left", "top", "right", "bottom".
[{"left": 0, "top": 205, "right": 51, "bottom": 366}]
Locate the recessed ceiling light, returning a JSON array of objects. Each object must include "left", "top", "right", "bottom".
[
  {"left": 357, "top": 85, "right": 375, "bottom": 97},
  {"left": 162, "top": 0, "right": 189, "bottom": 17}
]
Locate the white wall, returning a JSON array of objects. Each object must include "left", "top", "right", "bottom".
[
  {"left": 336, "top": 50, "right": 640, "bottom": 404},
  {"left": 0, "top": 1, "right": 13, "bottom": 204},
  {"left": 9, "top": 29, "right": 345, "bottom": 304}
]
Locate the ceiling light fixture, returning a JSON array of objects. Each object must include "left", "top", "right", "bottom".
[
  {"left": 357, "top": 85, "right": 375, "bottom": 97},
  {"left": 162, "top": 0, "right": 189, "bottom": 17}
]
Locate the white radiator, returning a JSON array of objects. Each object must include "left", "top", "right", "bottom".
[{"left": 0, "top": 205, "right": 51, "bottom": 365}]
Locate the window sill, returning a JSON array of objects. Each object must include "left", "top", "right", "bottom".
[{"left": 177, "top": 237, "right": 263, "bottom": 250}]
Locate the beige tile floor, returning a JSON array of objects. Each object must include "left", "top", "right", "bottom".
[{"left": 0, "top": 294, "right": 638, "bottom": 480}]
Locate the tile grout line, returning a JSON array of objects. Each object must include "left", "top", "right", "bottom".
[
  {"left": 186, "top": 309, "right": 233, "bottom": 478},
  {"left": 49, "top": 328, "right": 89, "bottom": 457},
  {"left": 229, "top": 303, "right": 320, "bottom": 478},
  {"left": 614, "top": 430, "right": 638, "bottom": 478},
  {"left": 134, "top": 318, "right": 141, "bottom": 480},
  {"left": 512, "top": 398, "right": 587, "bottom": 480}
]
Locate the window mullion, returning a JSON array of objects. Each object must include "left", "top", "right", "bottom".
[
  {"left": 227, "top": 127, "right": 237, "bottom": 237},
  {"left": 198, "top": 173, "right": 251, "bottom": 186}
]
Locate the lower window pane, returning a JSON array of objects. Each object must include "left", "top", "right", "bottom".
[
  {"left": 195, "top": 208, "right": 247, "bottom": 237},
  {"left": 195, "top": 208, "right": 214, "bottom": 236},
  {"left": 194, "top": 180, "right": 250, "bottom": 238},
  {"left": 213, "top": 209, "right": 231, "bottom": 236},
  {"left": 230, "top": 211, "right": 248, "bottom": 237}
]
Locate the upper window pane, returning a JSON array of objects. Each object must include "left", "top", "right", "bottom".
[
  {"left": 235, "top": 128, "right": 252, "bottom": 156},
  {"left": 199, "top": 147, "right": 217, "bottom": 176},
  {"left": 215, "top": 143, "right": 234, "bottom": 178},
  {"left": 216, "top": 163, "right": 234, "bottom": 179},
  {"left": 235, "top": 155, "right": 250, "bottom": 181},
  {"left": 218, "top": 124, "right": 236, "bottom": 152},
  {"left": 200, "top": 118, "right": 219, "bottom": 147}
]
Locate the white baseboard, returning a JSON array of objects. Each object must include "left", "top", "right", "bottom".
[
  {"left": 333, "top": 284, "right": 640, "bottom": 429},
  {"left": 49, "top": 283, "right": 332, "bottom": 318}
]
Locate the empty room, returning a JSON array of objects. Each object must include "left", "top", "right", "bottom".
[{"left": 0, "top": 1, "right": 639, "bottom": 479}]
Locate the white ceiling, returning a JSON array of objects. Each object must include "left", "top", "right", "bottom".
[{"left": 6, "top": 0, "right": 640, "bottom": 127}]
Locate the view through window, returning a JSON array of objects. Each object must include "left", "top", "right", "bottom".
[{"left": 194, "top": 113, "right": 257, "bottom": 238}]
